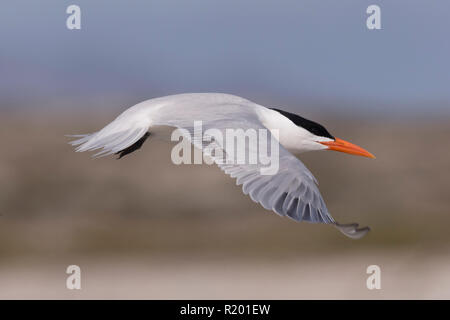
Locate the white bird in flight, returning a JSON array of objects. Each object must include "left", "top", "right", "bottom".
[{"left": 69, "top": 93, "right": 375, "bottom": 239}]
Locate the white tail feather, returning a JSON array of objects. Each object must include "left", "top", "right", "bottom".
[{"left": 68, "top": 112, "right": 151, "bottom": 158}]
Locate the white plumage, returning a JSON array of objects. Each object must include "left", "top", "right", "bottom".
[{"left": 69, "top": 93, "right": 370, "bottom": 239}]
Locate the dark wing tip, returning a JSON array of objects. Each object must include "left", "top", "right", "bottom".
[
  {"left": 334, "top": 222, "right": 370, "bottom": 239},
  {"left": 115, "top": 132, "right": 150, "bottom": 159}
]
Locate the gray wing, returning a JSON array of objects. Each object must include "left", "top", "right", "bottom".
[
  {"left": 69, "top": 94, "right": 369, "bottom": 238},
  {"left": 181, "top": 118, "right": 370, "bottom": 238},
  {"left": 181, "top": 118, "right": 335, "bottom": 224},
  {"left": 222, "top": 152, "right": 334, "bottom": 224}
]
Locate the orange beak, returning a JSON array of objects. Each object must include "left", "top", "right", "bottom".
[{"left": 319, "top": 137, "right": 376, "bottom": 159}]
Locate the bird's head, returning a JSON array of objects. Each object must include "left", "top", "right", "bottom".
[{"left": 270, "top": 108, "right": 375, "bottom": 158}]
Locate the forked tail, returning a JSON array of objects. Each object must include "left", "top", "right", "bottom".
[{"left": 67, "top": 112, "right": 151, "bottom": 158}]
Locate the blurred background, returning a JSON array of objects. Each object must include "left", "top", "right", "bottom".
[{"left": 1, "top": 0, "right": 450, "bottom": 299}]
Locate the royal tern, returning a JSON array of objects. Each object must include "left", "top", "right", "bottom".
[{"left": 69, "top": 93, "right": 375, "bottom": 239}]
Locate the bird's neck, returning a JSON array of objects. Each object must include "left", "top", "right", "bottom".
[{"left": 257, "top": 107, "right": 326, "bottom": 154}]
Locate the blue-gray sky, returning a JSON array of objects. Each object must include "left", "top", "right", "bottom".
[{"left": 1, "top": 0, "right": 449, "bottom": 113}]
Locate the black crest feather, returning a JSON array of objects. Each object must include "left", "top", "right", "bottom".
[{"left": 270, "top": 108, "right": 334, "bottom": 139}]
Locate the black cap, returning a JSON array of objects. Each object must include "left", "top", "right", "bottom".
[{"left": 270, "top": 108, "right": 334, "bottom": 140}]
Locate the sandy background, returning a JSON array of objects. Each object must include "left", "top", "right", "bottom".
[
  {"left": 1, "top": 110, "right": 449, "bottom": 299},
  {"left": 2, "top": 0, "right": 450, "bottom": 300}
]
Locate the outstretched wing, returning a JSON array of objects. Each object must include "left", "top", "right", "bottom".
[
  {"left": 68, "top": 94, "right": 369, "bottom": 238},
  {"left": 177, "top": 118, "right": 369, "bottom": 238},
  {"left": 177, "top": 118, "right": 334, "bottom": 224}
]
